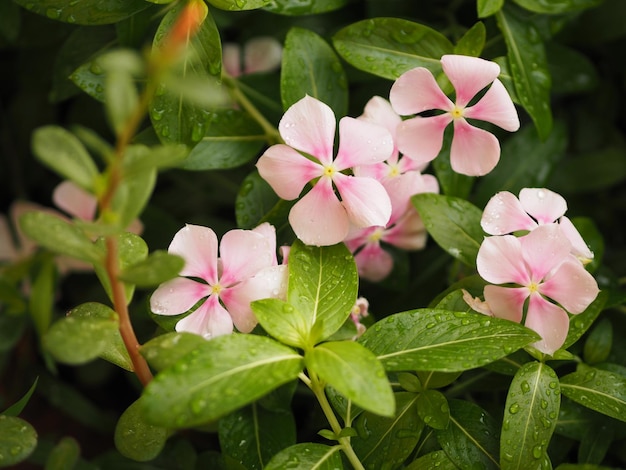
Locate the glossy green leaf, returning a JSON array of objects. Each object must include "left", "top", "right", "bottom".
[
  {"left": 32, "top": 125, "right": 99, "bottom": 190},
  {"left": 406, "top": 450, "right": 458, "bottom": 470},
  {"left": 411, "top": 193, "right": 483, "bottom": 268},
  {"left": 288, "top": 241, "right": 358, "bottom": 343},
  {"left": 352, "top": 392, "right": 422, "bottom": 469},
  {"left": 454, "top": 22, "right": 486, "bottom": 56},
  {"left": 511, "top": 0, "right": 602, "bottom": 14},
  {"left": 182, "top": 109, "right": 266, "bottom": 170},
  {"left": 123, "top": 144, "right": 189, "bottom": 176},
  {"left": 359, "top": 309, "right": 540, "bottom": 372},
  {"left": 114, "top": 398, "right": 168, "bottom": 461},
  {"left": 562, "top": 290, "right": 607, "bottom": 350},
  {"left": 103, "top": 64, "right": 141, "bottom": 137},
  {"left": 45, "top": 436, "right": 80, "bottom": 470},
  {"left": 0, "top": 415, "right": 37, "bottom": 467},
  {"left": 417, "top": 390, "right": 449, "bottom": 430},
  {"left": 416, "top": 371, "right": 461, "bottom": 390},
  {"left": 264, "top": 0, "right": 346, "bottom": 15},
  {"left": 235, "top": 171, "right": 284, "bottom": 230},
  {"left": 140, "top": 332, "right": 208, "bottom": 372},
  {"left": 13, "top": 0, "right": 149, "bottom": 25},
  {"left": 496, "top": 7, "right": 553, "bottom": 140},
  {"left": 218, "top": 403, "right": 296, "bottom": 469},
  {"left": 436, "top": 400, "right": 500, "bottom": 470},
  {"left": 70, "top": 57, "right": 107, "bottom": 102},
  {"left": 19, "top": 212, "right": 103, "bottom": 264},
  {"left": 560, "top": 366, "right": 626, "bottom": 422},
  {"left": 500, "top": 362, "right": 560, "bottom": 469},
  {"left": 281, "top": 27, "right": 348, "bottom": 117},
  {"left": 306, "top": 341, "right": 394, "bottom": 417},
  {"left": 265, "top": 443, "right": 343, "bottom": 470},
  {"left": 28, "top": 257, "right": 56, "bottom": 337},
  {"left": 547, "top": 43, "right": 598, "bottom": 95},
  {"left": 251, "top": 298, "right": 310, "bottom": 348},
  {"left": 141, "top": 334, "right": 304, "bottom": 427},
  {"left": 118, "top": 251, "right": 183, "bottom": 288},
  {"left": 2, "top": 378, "right": 38, "bottom": 417},
  {"left": 583, "top": 318, "right": 613, "bottom": 365},
  {"left": 333, "top": 18, "right": 454, "bottom": 80},
  {"left": 207, "top": 0, "right": 270, "bottom": 10},
  {"left": 478, "top": 0, "right": 504, "bottom": 17}
]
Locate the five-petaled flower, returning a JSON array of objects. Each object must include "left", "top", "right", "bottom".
[
  {"left": 389, "top": 54, "right": 520, "bottom": 176},
  {"left": 476, "top": 224, "right": 599, "bottom": 355},
  {"left": 150, "top": 223, "right": 287, "bottom": 339},
  {"left": 256, "top": 95, "right": 393, "bottom": 246}
]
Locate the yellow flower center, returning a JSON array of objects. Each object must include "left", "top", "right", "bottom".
[
  {"left": 450, "top": 106, "right": 464, "bottom": 119},
  {"left": 211, "top": 284, "right": 223, "bottom": 295},
  {"left": 528, "top": 282, "right": 539, "bottom": 294},
  {"left": 388, "top": 165, "right": 400, "bottom": 178},
  {"left": 367, "top": 228, "right": 384, "bottom": 243},
  {"left": 323, "top": 165, "right": 336, "bottom": 178}
]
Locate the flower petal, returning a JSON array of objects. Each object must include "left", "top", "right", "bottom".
[
  {"left": 354, "top": 243, "right": 394, "bottom": 282},
  {"left": 256, "top": 144, "right": 322, "bottom": 200},
  {"left": 481, "top": 191, "right": 538, "bottom": 235},
  {"left": 358, "top": 96, "right": 402, "bottom": 138},
  {"left": 559, "top": 216, "right": 594, "bottom": 263},
  {"left": 289, "top": 178, "right": 349, "bottom": 246},
  {"left": 243, "top": 36, "right": 282, "bottom": 74},
  {"left": 477, "top": 234, "right": 530, "bottom": 286},
  {"left": 384, "top": 210, "right": 427, "bottom": 250},
  {"left": 519, "top": 224, "right": 571, "bottom": 282},
  {"left": 52, "top": 181, "right": 98, "bottom": 221},
  {"left": 483, "top": 285, "right": 527, "bottom": 322},
  {"left": 219, "top": 229, "right": 274, "bottom": 286},
  {"left": 279, "top": 95, "right": 336, "bottom": 164},
  {"left": 252, "top": 222, "right": 278, "bottom": 265},
  {"left": 524, "top": 294, "right": 569, "bottom": 355},
  {"left": 519, "top": 188, "right": 567, "bottom": 225},
  {"left": 396, "top": 114, "right": 451, "bottom": 165},
  {"left": 335, "top": 117, "right": 393, "bottom": 169},
  {"left": 222, "top": 43, "right": 242, "bottom": 77},
  {"left": 441, "top": 54, "right": 500, "bottom": 108},
  {"left": 390, "top": 67, "right": 454, "bottom": 115},
  {"left": 176, "top": 295, "right": 233, "bottom": 339},
  {"left": 334, "top": 173, "right": 391, "bottom": 228},
  {"left": 464, "top": 79, "right": 520, "bottom": 131},
  {"left": 539, "top": 257, "right": 599, "bottom": 314},
  {"left": 169, "top": 224, "right": 219, "bottom": 283},
  {"left": 450, "top": 119, "right": 500, "bottom": 176},
  {"left": 150, "top": 277, "right": 211, "bottom": 315}
]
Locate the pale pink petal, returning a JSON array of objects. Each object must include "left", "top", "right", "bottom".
[
  {"left": 481, "top": 191, "right": 538, "bottom": 235},
  {"left": 358, "top": 96, "right": 402, "bottom": 137},
  {"left": 0, "top": 215, "right": 18, "bottom": 261},
  {"left": 279, "top": 95, "right": 336, "bottom": 164},
  {"left": 335, "top": 117, "right": 393, "bottom": 169},
  {"left": 519, "top": 188, "right": 567, "bottom": 225},
  {"left": 441, "top": 55, "right": 500, "bottom": 108},
  {"left": 384, "top": 172, "right": 425, "bottom": 222},
  {"left": 219, "top": 229, "right": 273, "bottom": 286},
  {"left": 127, "top": 218, "right": 144, "bottom": 235},
  {"left": 384, "top": 210, "right": 427, "bottom": 250},
  {"left": 524, "top": 294, "right": 570, "bottom": 355},
  {"left": 483, "top": 285, "right": 527, "bottom": 322},
  {"left": 289, "top": 178, "right": 348, "bottom": 246},
  {"left": 52, "top": 181, "right": 98, "bottom": 221},
  {"left": 334, "top": 173, "right": 391, "bottom": 228},
  {"left": 353, "top": 162, "right": 388, "bottom": 181},
  {"left": 243, "top": 36, "right": 282, "bottom": 74},
  {"left": 279, "top": 245, "right": 290, "bottom": 264},
  {"left": 519, "top": 225, "right": 571, "bottom": 283},
  {"left": 222, "top": 43, "right": 242, "bottom": 77},
  {"left": 390, "top": 67, "right": 454, "bottom": 115},
  {"left": 559, "top": 216, "right": 594, "bottom": 262},
  {"left": 477, "top": 235, "right": 530, "bottom": 286},
  {"left": 150, "top": 277, "right": 211, "bottom": 315},
  {"left": 256, "top": 144, "right": 322, "bottom": 200},
  {"left": 344, "top": 226, "right": 374, "bottom": 252},
  {"left": 450, "top": 120, "right": 500, "bottom": 176},
  {"left": 169, "top": 224, "right": 219, "bottom": 283},
  {"left": 354, "top": 243, "right": 394, "bottom": 282},
  {"left": 539, "top": 257, "right": 599, "bottom": 314},
  {"left": 223, "top": 264, "right": 288, "bottom": 333},
  {"left": 464, "top": 79, "right": 519, "bottom": 131},
  {"left": 462, "top": 290, "right": 494, "bottom": 316},
  {"left": 175, "top": 295, "right": 233, "bottom": 339},
  {"left": 396, "top": 114, "right": 451, "bottom": 165},
  {"left": 252, "top": 222, "right": 278, "bottom": 265}
]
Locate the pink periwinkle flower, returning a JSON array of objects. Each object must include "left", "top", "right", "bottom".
[
  {"left": 150, "top": 223, "right": 287, "bottom": 339},
  {"left": 350, "top": 296, "right": 370, "bottom": 339},
  {"left": 222, "top": 36, "right": 282, "bottom": 77},
  {"left": 256, "top": 95, "right": 393, "bottom": 246},
  {"left": 476, "top": 224, "right": 599, "bottom": 355},
  {"left": 389, "top": 54, "right": 520, "bottom": 176},
  {"left": 481, "top": 188, "right": 593, "bottom": 263}
]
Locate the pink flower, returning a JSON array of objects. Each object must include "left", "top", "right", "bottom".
[
  {"left": 476, "top": 224, "right": 599, "bottom": 355},
  {"left": 389, "top": 54, "right": 520, "bottom": 176},
  {"left": 222, "top": 36, "right": 282, "bottom": 77},
  {"left": 256, "top": 95, "right": 393, "bottom": 246},
  {"left": 350, "top": 297, "right": 370, "bottom": 338},
  {"left": 150, "top": 223, "right": 287, "bottom": 339},
  {"left": 481, "top": 188, "right": 593, "bottom": 263}
]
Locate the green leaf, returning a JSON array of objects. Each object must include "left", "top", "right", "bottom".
[
  {"left": 32, "top": 125, "right": 99, "bottom": 190},
  {"left": 235, "top": 171, "right": 281, "bottom": 230},
  {"left": 264, "top": 0, "right": 347, "bottom": 15},
  {"left": 352, "top": 392, "right": 422, "bottom": 468},
  {"left": 2, "top": 378, "right": 38, "bottom": 417},
  {"left": 477, "top": 0, "right": 504, "bottom": 17},
  {"left": 182, "top": 109, "right": 267, "bottom": 170},
  {"left": 332, "top": 18, "right": 454, "bottom": 80},
  {"left": 454, "top": 22, "right": 486, "bottom": 56},
  {"left": 218, "top": 403, "right": 296, "bottom": 469},
  {"left": 359, "top": 309, "right": 540, "bottom": 372},
  {"left": 70, "top": 57, "right": 107, "bottom": 102},
  {"left": 12, "top": 0, "right": 149, "bottom": 25},
  {"left": 123, "top": 144, "right": 189, "bottom": 176},
  {"left": 411, "top": 193, "right": 483, "bottom": 268},
  {"left": 265, "top": 443, "right": 343, "bottom": 470},
  {"left": 436, "top": 400, "right": 500, "bottom": 470},
  {"left": 500, "top": 362, "right": 560, "bottom": 469},
  {"left": 511, "top": 0, "right": 602, "bottom": 14},
  {"left": 206, "top": 0, "right": 270, "bottom": 11},
  {"left": 406, "top": 450, "right": 458, "bottom": 470},
  {"left": 583, "top": 318, "right": 613, "bottom": 365},
  {"left": 560, "top": 366, "right": 626, "bottom": 422},
  {"left": 431, "top": 132, "right": 475, "bottom": 199},
  {"left": 44, "top": 436, "right": 80, "bottom": 470},
  {"left": 102, "top": 54, "right": 141, "bottom": 137},
  {"left": 118, "top": 251, "right": 184, "bottom": 288},
  {"left": 28, "top": 257, "right": 56, "bottom": 337},
  {"left": 140, "top": 332, "right": 208, "bottom": 371},
  {"left": 43, "top": 308, "right": 119, "bottom": 365},
  {"left": 306, "top": 341, "right": 394, "bottom": 417},
  {"left": 0, "top": 415, "right": 37, "bottom": 467},
  {"left": 287, "top": 241, "right": 358, "bottom": 343},
  {"left": 281, "top": 27, "right": 348, "bottom": 118},
  {"left": 141, "top": 334, "right": 304, "bottom": 427},
  {"left": 496, "top": 7, "right": 553, "bottom": 140},
  {"left": 417, "top": 389, "right": 449, "bottom": 430},
  {"left": 0, "top": 1, "right": 20, "bottom": 43},
  {"left": 114, "top": 398, "right": 169, "bottom": 462},
  {"left": 547, "top": 43, "right": 599, "bottom": 95},
  {"left": 251, "top": 298, "right": 310, "bottom": 349},
  {"left": 19, "top": 212, "right": 103, "bottom": 264},
  {"left": 562, "top": 290, "right": 607, "bottom": 350}
]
